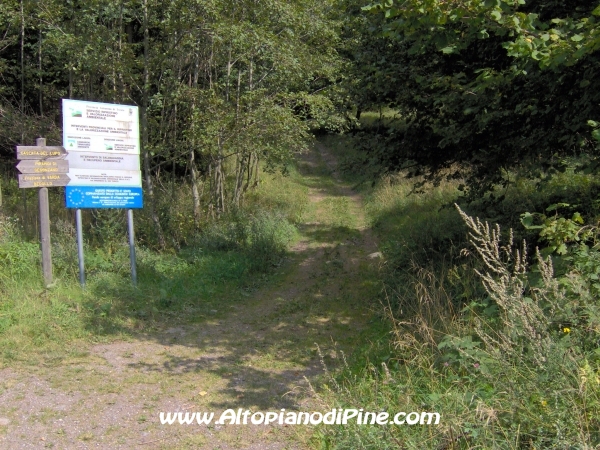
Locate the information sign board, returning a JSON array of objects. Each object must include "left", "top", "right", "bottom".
[
  {"left": 62, "top": 99, "right": 143, "bottom": 209},
  {"left": 62, "top": 99, "right": 140, "bottom": 154},
  {"left": 67, "top": 169, "right": 142, "bottom": 187}
]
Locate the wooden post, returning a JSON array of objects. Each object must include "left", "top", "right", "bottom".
[
  {"left": 15, "top": 137, "right": 69, "bottom": 287},
  {"left": 37, "top": 135, "right": 52, "bottom": 287},
  {"left": 39, "top": 186, "right": 52, "bottom": 287}
]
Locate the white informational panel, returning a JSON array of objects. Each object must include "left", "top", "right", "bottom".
[
  {"left": 67, "top": 169, "right": 142, "bottom": 186},
  {"left": 66, "top": 151, "right": 140, "bottom": 171},
  {"left": 63, "top": 99, "right": 140, "bottom": 154}
]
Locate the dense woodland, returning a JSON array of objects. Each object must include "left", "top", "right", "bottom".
[
  {"left": 0, "top": 0, "right": 345, "bottom": 246},
  {"left": 1, "top": 0, "right": 600, "bottom": 217},
  {"left": 2, "top": 0, "right": 600, "bottom": 447}
]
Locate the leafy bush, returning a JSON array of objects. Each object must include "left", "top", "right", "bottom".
[
  {"left": 0, "top": 214, "right": 40, "bottom": 287},
  {"left": 0, "top": 240, "right": 40, "bottom": 286}
]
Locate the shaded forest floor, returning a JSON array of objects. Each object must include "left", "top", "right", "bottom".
[{"left": 0, "top": 142, "right": 381, "bottom": 449}]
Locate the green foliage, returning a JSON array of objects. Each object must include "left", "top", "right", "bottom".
[
  {"left": 0, "top": 240, "right": 39, "bottom": 284},
  {"left": 198, "top": 210, "right": 296, "bottom": 272},
  {"left": 320, "top": 205, "right": 600, "bottom": 448},
  {"left": 0, "top": 0, "right": 344, "bottom": 233},
  {"left": 314, "top": 151, "right": 600, "bottom": 448},
  {"left": 340, "top": 0, "right": 600, "bottom": 199},
  {"left": 364, "top": 171, "right": 466, "bottom": 268},
  {"left": 521, "top": 207, "right": 600, "bottom": 352}
]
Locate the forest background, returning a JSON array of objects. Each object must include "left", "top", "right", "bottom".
[{"left": 1, "top": 0, "right": 600, "bottom": 447}]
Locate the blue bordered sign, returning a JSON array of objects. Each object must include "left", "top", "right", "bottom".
[{"left": 66, "top": 186, "right": 143, "bottom": 209}]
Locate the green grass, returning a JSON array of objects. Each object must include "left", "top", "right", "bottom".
[
  {"left": 247, "top": 163, "right": 313, "bottom": 224},
  {"left": 0, "top": 165, "right": 309, "bottom": 365},
  {"left": 358, "top": 108, "right": 405, "bottom": 131},
  {"left": 315, "top": 134, "right": 600, "bottom": 449},
  {"left": 0, "top": 238, "right": 271, "bottom": 363}
]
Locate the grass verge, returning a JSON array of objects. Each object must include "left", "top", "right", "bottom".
[{"left": 316, "top": 134, "right": 600, "bottom": 449}]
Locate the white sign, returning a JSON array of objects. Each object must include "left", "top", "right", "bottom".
[
  {"left": 62, "top": 99, "right": 143, "bottom": 199},
  {"left": 67, "top": 169, "right": 142, "bottom": 187},
  {"left": 66, "top": 151, "right": 140, "bottom": 171},
  {"left": 62, "top": 99, "right": 140, "bottom": 155}
]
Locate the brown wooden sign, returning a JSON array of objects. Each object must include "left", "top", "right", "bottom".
[
  {"left": 17, "top": 159, "right": 69, "bottom": 174},
  {"left": 16, "top": 146, "right": 67, "bottom": 160},
  {"left": 18, "top": 173, "right": 70, "bottom": 188}
]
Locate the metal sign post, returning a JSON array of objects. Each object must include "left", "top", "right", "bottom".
[
  {"left": 62, "top": 99, "right": 143, "bottom": 286},
  {"left": 75, "top": 208, "right": 85, "bottom": 287},
  {"left": 127, "top": 209, "right": 137, "bottom": 286}
]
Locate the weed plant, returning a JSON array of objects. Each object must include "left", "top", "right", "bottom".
[
  {"left": 318, "top": 205, "right": 600, "bottom": 448},
  {"left": 318, "top": 135, "right": 600, "bottom": 448}
]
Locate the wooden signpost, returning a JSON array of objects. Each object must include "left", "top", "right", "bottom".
[
  {"left": 15, "top": 138, "right": 69, "bottom": 287},
  {"left": 16, "top": 140, "right": 69, "bottom": 189},
  {"left": 17, "top": 174, "right": 70, "bottom": 188},
  {"left": 17, "top": 159, "right": 69, "bottom": 174},
  {"left": 16, "top": 146, "right": 66, "bottom": 160}
]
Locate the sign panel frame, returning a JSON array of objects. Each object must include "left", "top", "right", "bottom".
[
  {"left": 62, "top": 99, "right": 143, "bottom": 209},
  {"left": 65, "top": 186, "right": 143, "bottom": 209}
]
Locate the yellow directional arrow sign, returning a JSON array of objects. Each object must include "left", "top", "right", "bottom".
[
  {"left": 16, "top": 145, "right": 67, "bottom": 160},
  {"left": 17, "top": 159, "right": 69, "bottom": 174},
  {"left": 18, "top": 173, "right": 70, "bottom": 188}
]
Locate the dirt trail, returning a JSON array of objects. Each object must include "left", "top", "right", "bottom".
[{"left": 0, "top": 143, "right": 380, "bottom": 449}]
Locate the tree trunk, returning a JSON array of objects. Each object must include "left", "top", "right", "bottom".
[
  {"left": 249, "top": 59, "right": 253, "bottom": 91},
  {"left": 233, "top": 153, "right": 246, "bottom": 208},
  {"left": 189, "top": 149, "right": 201, "bottom": 227},
  {"left": 225, "top": 48, "right": 232, "bottom": 102},
  {"left": 38, "top": 28, "right": 43, "bottom": 116},
  {"left": 236, "top": 68, "right": 241, "bottom": 119},
  {"left": 20, "top": 0, "right": 24, "bottom": 116},
  {"left": 189, "top": 45, "right": 202, "bottom": 227},
  {"left": 142, "top": 0, "right": 166, "bottom": 249},
  {"left": 252, "top": 154, "right": 260, "bottom": 187},
  {"left": 209, "top": 136, "right": 226, "bottom": 216}
]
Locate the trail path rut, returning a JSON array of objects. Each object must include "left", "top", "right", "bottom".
[{"left": 0, "top": 143, "right": 380, "bottom": 449}]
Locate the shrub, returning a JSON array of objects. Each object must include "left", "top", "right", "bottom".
[{"left": 197, "top": 209, "right": 296, "bottom": 272}]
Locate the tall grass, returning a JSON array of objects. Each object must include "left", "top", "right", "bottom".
[
  {"left": 318, "top": 209, "right": 600, "bottom": 448},
  {"left": 317, "top": 137, "right": 600, "bottom": 448}
]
